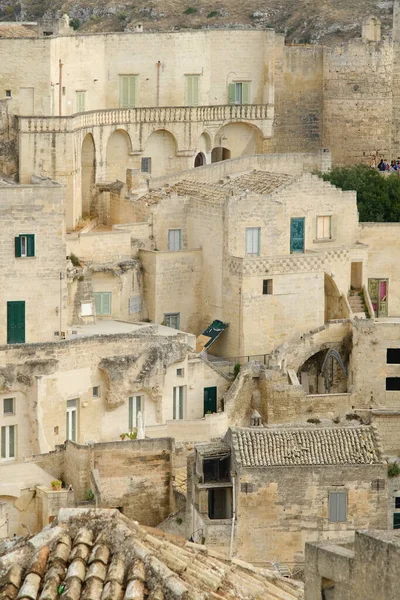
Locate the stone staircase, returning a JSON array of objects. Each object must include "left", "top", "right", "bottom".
[{"left": 348, "top": 289, "right": 366, "bottom": 318}]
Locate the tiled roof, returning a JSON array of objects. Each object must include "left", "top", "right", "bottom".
[
  {"left": 221, "top": 171, "right": 295, "bottom": 195},
  {"left": 0, "top": 24, "right": 37, "bottom": 38},
  {"left": 0, "top": 509, "right": 303, "bottom": 600},
  {"left": 231, "top": 426, "right": 382, "bottom": 467},
  {"left": 139, "top": 180, "right": 227, "bottom": 205}
]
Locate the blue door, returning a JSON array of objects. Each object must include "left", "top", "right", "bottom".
[{"left": 290, "top": 217, "right": 305, "bottom": 254}]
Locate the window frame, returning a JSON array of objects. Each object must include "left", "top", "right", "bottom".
[
  {"left": 228, "top": 81, "right": 251, "bottom": 105},
  {"left": 245, "top": 227, "right": 261, "bottom": 257},
  {"left": 128, "top": 395, "right": 144, "bottom": 430},
  {"left": 164, "top": 312, "right": 180, "bottom": 329},
  {"left": 185, "top": 74, "right": 200, "bottom": 106},
  {"left": 316, "top": 215, "right": 333, "bottom": 240},
  {"left": 76, "top": 90, "right": 86, "bottom": 113},
  {"left": 262, "top": 279, "right": 273, "bottom": 295},
  {"left": 168, "top": 229, "right": 182, "bottom": 251},
  {"left": 66, "top": 399, "right": 78, "bottom": 443},
  {"left": 119, "top": 74, "right": 138, "bottom": 108},
  {"left": 15, "top": 234, "right": 35, "bottom": 258},
  {"left": 92, "top": 386, "right": 100, "bottom": 398},
  {"left": 328, "top": 491, "right": 348, "bottom": 523},
  {"left": 173, "top": 385, "right": 185, "bottom": 420},
  {"left": 141, "top": 157, "right": 151, "bottom": 173},
  {"left": 3, "top": 398, "right": 15, "bottom": 416},
  {"left": 176, "top": 368, "right": 185, "bottom": 377},
  {"left": 395, "top": 497, "right": 400, "bottom": 509},
  {"left": 1, "top": 424, "right": 16, "bottom": 460},
  {"left": 94, "top": 292, "right": 112, "bottom": 316}
]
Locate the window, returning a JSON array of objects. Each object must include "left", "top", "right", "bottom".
[
  {"left": 387, "top": 349, "right": 400, "bottom": 364},
  {"left": 92, "top": 386, "right": 100, "bottom": 398},
  {"left": 246, "top": 227, "right": 260, "bottom": 256},
  {"left": 394, "top": 513, "right": 400, "bottom": 529},
  {"left": 119, "top": 75, "right": 138, "bottom": 108},
  {"left": 1, "top": 425, "right": 16, "bottom": 460},
  {"left": 3, "top": 398, "right": 15, "bottom": 415},
  {"left": 66, "top": 399, "right": 78, "bottom": 442},
  {"left": 173, "top": 386, "right": 185, "bottom": 420},
  {"left": 5, "top": 90, "right": 11, "bottom": 97},
  {"left": 316, "top": 216, "right": 332, "bottom": 240},
  {"left": 76, "top": 91, "right": 86, "bottom": 113},
  {"left": 94, "top": 292, "right": 112, "bottom": 316},
  {"left": 129, "top": 395, "right": 143, "bottom": 430},
  {"left": 168, "top": 229, "right": 182, "bottom": 251},
  {"left": 177, "top": 368, "right": 184, "bottom": 377},
  {"left": 386, "top": 378, "right": 400, "bottom": 391},
  {"left": 328, "top": 491, "right": 347, "bottom": 522},
  {"left": 164, "top": 313, "right": 180, "bottom": 329},
  {"left": 395, "top": 497, "right": 400, "bottom": 509},
  {"left": 228, "top": 82, "right": 250, "bottom": 105},
  {"left": 15, "top": 234, "right": 35, "bottom": 258},
  {"left": 141, "top": 157, "right": 151, "bottom": 173},
  {"left": 185, "top": 75, "right": 200, "bottom": 106},
  {"left": 203, "top": 456, "right": 230, "bottom": 482},
  {"left": 262, "top": 279, "right": 273, "bottom": 295}
]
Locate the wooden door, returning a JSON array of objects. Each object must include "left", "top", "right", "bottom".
[
  {"left": 290, "top": 217, "right": 305, "bottom": 253},
  {"left": 204, "top": 387, "right": 217, "bottom": 414},
  {"left": 7, "top": 301, "right": 25, "bottom": 344}
]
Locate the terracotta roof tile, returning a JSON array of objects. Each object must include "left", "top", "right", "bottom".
[
  {"left": 0, "top": 509, "right": 303, "bottom": 600},
  {"left": 231, "top": 425, "right": 382, "bottom": 467}
]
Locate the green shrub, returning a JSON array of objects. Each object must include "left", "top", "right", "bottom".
[
  {"left": 85, "top": 489, "right": 95, "bottom": 501},
  {"left": 388, "top": 462, "right": 400, "bottom": 478},
  {"left": 307, "top": 417, "right": 321, "bottom": 424},
  {"left": 233, "top": 363, "right": 241, "bottom": 378},
  {"left": 117, "top": 12, "right": 128, "bottom": 20},
  {"left": 176, "top": 517, "right": 183, "bottom": 524},
  {"left": 345, "top": 413, "right": 362, "bottom": 421},
  {"left": 69, "top": 253, "right": 80, "bottom": 267},
  {"left": 69, "top": 17, "right": 81, "bottom": 30},
  {"left": 207, "top": 11, "right": 218, "bottom": 18},
  {"left": 184, "top": 7, "right": 198, "bottom": 14}
]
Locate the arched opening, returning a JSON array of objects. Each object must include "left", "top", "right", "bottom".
[
  {"left": 194, "top": 152, "right": 205, "bottom": 167},
  {"left": 81, "top": 133, "right": 96, "bottom": 216},
  {"left": 142, "top": 129, "right": 177, "bottom": 178},
  {"left": 362, "top": 16, "right": 381, "bottom": 42},
  {"left": 325, "top": 273, "right": 343, "bottom": 322},
  {"left": 211, "top": 147, "right": 231, "bottom": 163},
  {"left": 106, "top": 129, "right": 132, "bottom": 183},
  {"left": 215, "top": 122, "right": 263, "bottom": 159},
  {"left": 297, "top": 347, "right": 349, "bottom": 395}
]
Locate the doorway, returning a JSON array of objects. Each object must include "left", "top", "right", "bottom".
[
  {"left": 368, "top": 278, "right": 388, "bottom": 317},
  {"left": 204, "top": 387, "right": 217, "bottom": 414},
  {"left": 7, "top": 301, "right": 25, "bottom": 344},
  {"left": 194, "top": 152, "right": 205, "bottom": 167},
  {"left": 351, "top": 262, "right": 363, "bottom": 290},
  {"left": 290, "top": 217, "right": 305, "bottom": 254}
]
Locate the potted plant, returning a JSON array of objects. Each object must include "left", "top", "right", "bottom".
[{"left": 51, "top": 479, "right": 62, "bottom": 491}]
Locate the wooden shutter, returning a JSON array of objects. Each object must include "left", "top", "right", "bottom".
[
  {"left": 317, "top": 217, "right": 324, "bottom": 239},
  {"left": 173, "top": 387, "right": 177, "bottom": 420},
  {"left": 1, "top": 427, "right": 5, "bottom": 459},
  {"left": 15, "top": 236, "right": 21, "bottom": 257},
  {"left": 228, "top": 83, "right": 236, "bottom": 104},
  {"left": 129, "top": 396, "right": 133, "bottom": 429},
  {"left": 328, "top": 492, "right": 338, "bottom": 522},
  {"left": 338, "top": 492, "right": 347, "bottom": 522},
  {"left": 186, "top": 76, "right": 192, "bottom": 105},
  {"left": 128, "top": 76, "right": 136, "bottom": 107},
  {"left": 94, "top": 293, "right": 102, "bottom": 316},
  {"left": 102, "top": 293, "right": 111, "bottom": 315},
  {"left": 27, "top": 234, "right": 35, "bottom": 257},
  {"left": 120, "top": 76, "right": 129, "bottom": 108},
  {"left": 179, "top": 387, "right": 184, "bottom": 419},
  {"left": 242, "top": 82, "right": 250, "bottom": 104}
]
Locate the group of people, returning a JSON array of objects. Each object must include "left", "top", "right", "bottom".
[{"left": 374, "top": 158, "right": 400, "bottom": 171}]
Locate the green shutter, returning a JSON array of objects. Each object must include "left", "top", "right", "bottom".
[
  {"left": 120, "top": 76, "right": 128, "bottom": 108},
  {"left": 173, "top": 388, "right": 177, "bottom": 420},
  {"left": 228, "top": 83, "right": 236, "bottom": 104},
  {"left": 1, "top": 427, "right": 5, "bottom": 459},
  {"left": 186, "top": 77, "right": 193, "bottom": 105},
  {"left": 128, "top": 397, "right": 133, "bottom": 430},
  {"left": 242, "top": 82, "right": 250, "bottom": 104},
  {"left": 15, "top": 236, "right": 21, "bottom": 257},
  {"left": 179, "top": 387, "right": 184, "bottom": 419},
  {"left": 94, "top": 293, "right": 102, "bottom": 315},
  {"left": 129, "top": 76, "right": 136, "bottom": 107},
  {"left": 27, "top": 234, "right": 35, "bottom": 257},
  {"left": 102, "top": 293, "right": 111, "bottom": 315},
  {"left": 120, "top": 76, "right": 136, "bottom": 108}
]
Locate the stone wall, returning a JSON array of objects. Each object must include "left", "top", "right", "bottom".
[
  {"left": 0, "top": 99, "right": 18, "bottom": 177},
  {"left": 234, "top": 463, "right": 388, "bottom": 565}
]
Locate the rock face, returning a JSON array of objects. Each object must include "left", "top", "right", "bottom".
[{"left": 3, "top": 0, "right": 394, "bottom": 44}]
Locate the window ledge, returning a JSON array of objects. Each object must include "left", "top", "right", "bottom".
[
  {"left": 15, "top": 256, "right": 36, "bottom": 259},
  {"left": 313, "top": 238, "right": 336, "bottom": 243}
]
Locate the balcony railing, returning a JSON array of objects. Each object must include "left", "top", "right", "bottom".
[{"left": 18, "top": 103, "right": 273, "bottom": 134}]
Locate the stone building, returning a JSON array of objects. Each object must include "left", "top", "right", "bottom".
[
  {"left": 305, "top": 530, "right": 400, "bottom": 600},
  {"left": 0, "top": 8, "right": 400, "bottom": 226},
  {"left": 0, "top": 508, "right": 304, "bottom": 600},
  {"left": 188, "top": 424, "right": 387, "bottom": 566}
]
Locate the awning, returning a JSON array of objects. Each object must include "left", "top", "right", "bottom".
[{"left": 196, "top": 319, "right": 228, "bottom": 353}]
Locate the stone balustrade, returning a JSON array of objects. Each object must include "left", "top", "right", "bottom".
[{"left": 18, "top": 103, "right": 273, "bottom": 133}]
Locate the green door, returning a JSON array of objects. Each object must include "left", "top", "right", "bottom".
[
  {"left": 7, "top": 301, "right": 25, "bottom": 344},
  {"left": 393, "top": 513, "right": 400, "bottom": 529},
  {"left": 290, "top": 217, "right": 305, "bottom": 254},
  {"left": 204, "top": 387, "right": 217, "bottom": 414}
]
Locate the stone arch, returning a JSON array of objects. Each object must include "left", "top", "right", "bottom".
[
  {"left": 211, "top": 147, "right": 231, "bottom": 163},
  {"left": 297, "top": 347, "right": 349, "bottom": 395},
  {"left": 194, "top": 152, "right": 205, "bottom": 167},
  {"left": 198, "top": 131, "right": 212, "bottom": 154},
  {"left": 325, "top": 273, "right": 343, "bottom": 322},
  {"left": 81, "top": 133, "right": 96, "bottom": 216},
  {"left": 362, "top": 15, "right": 381, "bottom": 42},
  {"left": 142, "top": 129, "right": 178, "bottom": 178},
  {"left": 106, "top": 129, "right": 132, "bottom": 183},
  {"left": 215, "top": 122, "right": 263, "bottom": 158}
]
